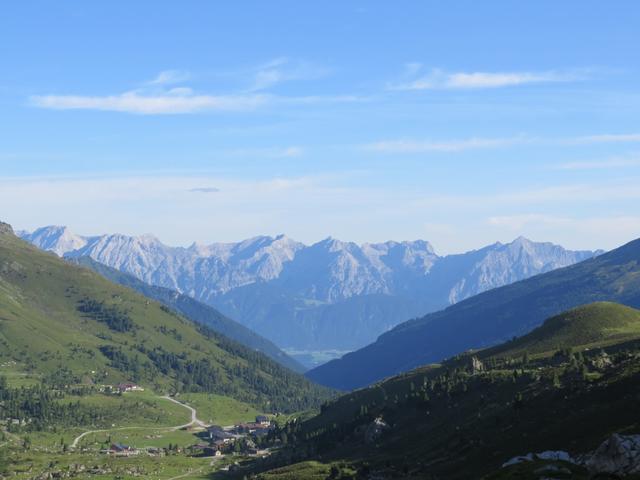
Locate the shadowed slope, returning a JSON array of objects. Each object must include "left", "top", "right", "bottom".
[{"left": 308, "top": 238, "right": 640, "bottom": 390}]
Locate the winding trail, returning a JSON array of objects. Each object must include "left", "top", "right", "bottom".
[
  {"left": 161, "top": 395, "right": 207, "bottom": 430},
  {"left": 71, "top": 426, "right": 146, "bottom": 448},
  {"left": 71, "top": 395, "right": 207, "bottom": 449}
]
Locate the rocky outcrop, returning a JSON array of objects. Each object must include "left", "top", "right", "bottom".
[
  {"left": 364, "top": 417, "right": 389, "bottom": 444},
  {"left": 586, "top": 434, "right": 640, "bottom": 475},
  {"left": 0, "top": 222, "right": 14, "bottom": 235},
  {"left": 591, "top": 350, "right": 613, "bottom": 370},
  {"left": 503, "top": 434, "right": 640, "bottom": 476},
  {"left": 471, "top": 356, "right": 484, "bottom": 374}
]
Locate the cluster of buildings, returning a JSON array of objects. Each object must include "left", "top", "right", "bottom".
[
  {"left": 116, "top": 382, "right": 144, "bottom": 393},
  {"left": 190, "top": 443, "right": 224, "bottom": 457},
  {"left": 103, "top": 415, "right": 273, "bottom": 459},
  {"left": 102, "top": 443, "right": 140, "bottom": 457},
  {"left": 95, "top": 382, "right": 145, "bottom": 394},
  {"left": 199, "top": 416, "right": 273, "bottom": 456},
  {"left": 229, "top": 415, "right": 272, "bottom": 436}
]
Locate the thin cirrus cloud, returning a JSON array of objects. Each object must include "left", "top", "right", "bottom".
[
  {"left": 555, "top": 156, "right": 640, "bottom": 170},
  {"left": 29, "top": 64, "right": 354, "bottom": 115},
  {"left": 29, "top": 91, "right": 362, "bottom": 115},
  {"left": 148, "top": 69, "right": 191, "bottom": 85},
  {"left": 5, "top": 174, "right": 640, "bottom": 252},
  {"left": 487, "top": 213, "right": 640, "bottom": 240},
  {"left": 227, "top": 146, "right": 304, "bottom": 158},
  {"left": 565, "top": 133, "right": 640, "bottom": 144},
  {"left": 389, "top": 66, "right": 583, "bottom": 91},
  {"left": 365, "top": 132, "right": 640, "bottom": 154},
  {"left": 365, "top": 136, "right": 532, "bottom": 153},
  {"left": 189, "top": 187, "right": 221, "bottom": 193},
  {"left": 29, "top": 90, "right": 270, "bottom": 115},
  {"left": 248, "top": 57, "right": 330, "bottom": 92}
]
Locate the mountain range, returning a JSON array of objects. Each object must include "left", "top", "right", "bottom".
[
  {"left": 0, "top": 222, "right": 331, "bottom": 412},
  {"left": 21, "top": 226, "right": 602, "bottom": 365},
  {"left": 307, "top": 236, "right": 640, "bottom": 390}
]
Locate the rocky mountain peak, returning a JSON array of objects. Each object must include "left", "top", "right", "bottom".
[
  {"left": 21, "top": 226, "right": 603, "bottom": 353},
  {"left": 509, "top": 235, "right": 533, "bottom": 247},
  {"left": 137, "top": 233, "right": 161, "bottom": 244},
  {"left": 0, "top": 221, "right": 14, "bottom": 235},
  {"left": 21, "top": 225, "right": 88, "bottom": 255},
  {"left": 314, "top": 236, "right": 358, "bottom": 254}
]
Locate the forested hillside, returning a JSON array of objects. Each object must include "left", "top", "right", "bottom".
[
  {"left": 238, "top": 303, "right": 640, "bottom": 479},
  {"left": 0, "top": 222, "right": 333, "bottom": 414}
]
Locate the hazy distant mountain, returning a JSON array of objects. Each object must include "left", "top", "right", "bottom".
[
  {"left": 21, "top": 226, "right": 602, "bottom": 358},
  {"left": 22, "top": 225, "right": 89, "bottom": 256},
  {"left": 307, "top": 238, "right": 640, "bottom": 390}
]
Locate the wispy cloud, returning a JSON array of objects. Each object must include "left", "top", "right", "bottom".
[
  {"left": 488, "top": 213, "right": 568, "bottom": 229},
  {"left": 424, "top": 182, "right": 640, "bottom": 209},
  {"left": 555, "top": 155, "right": 640, "bottom": 170},
  {"left": 487, "top": 213, "right": 640, "bottom": 244},
  {"left": 29, "top": 65, "right": 355, "bottom": 115},
  {"left": 4, "top": 174, "right": 639, "bottom": 253},
  {"left": 389, "top": 66, "right": 583, "bottom": 91},
  {"left": 248, "top": 58, "right": 329, "bottom": 92},
  {"left": 278, "top": 146, "right": 303, "bottom": 158},
  {"left": 227, "top": 146, "right": 304, "bottom": 158},
  {"left": 30, "top": 91, "right": 269, "bottom": 115},
  {"left": 365, "top": 132, "right": 640, "bottom": 154},
  {"left": 189, "top": 187, "right": 220, "bottom": 193},
  {"left": 30, "top": 69, "right": 265, "bottom": 114},
  {"left": 148, "top": 70, "right": 191, "bottom": 85},
  {"left": 364, "top": 136, "right": 530, "bottom": 153},
  {"left": 565, "top": 133, "right": 640, "bottom": 144}
]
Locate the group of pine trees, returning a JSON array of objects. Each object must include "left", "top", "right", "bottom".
[
  {"left": 77, "top": 297, "right": 136, "bottom": 333},
  {"left": 95, "top": 320, "right": 332, "bottom": 413},
  {"left": 73, "top": 295, "right": 333, "bottom": 413},
  {"left": 265, "top": 345, "right": 627, "bottom": 465},
  {"left": 0, "top": 376, "right": 110, "bottom": 431}
]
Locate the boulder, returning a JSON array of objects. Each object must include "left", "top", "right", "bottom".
[{"left": 585, "top": 433, "right": 640, "bottom": 475}]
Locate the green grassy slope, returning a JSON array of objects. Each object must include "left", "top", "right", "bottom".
[
  {"left": 308, "top": 238, "right": 640, "bottom": 390},
  {"left": 69, "top": 256, "right": 305, "bottom": 373},
  {"left": 483, "top": 301, "right": 640, "bottom": 359},
  {"left": 177, "top": 392, "right": 260, "bottom": 426},
  {"left": 244, "top": 302, "right": 640, "bottom": 479},
  {"left": 0, "top": 223, "right": 333, "bottom": 413}
]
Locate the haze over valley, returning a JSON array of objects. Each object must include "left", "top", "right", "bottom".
[{"left": 21, "top": 226, "right": 601, "bottom": 367}]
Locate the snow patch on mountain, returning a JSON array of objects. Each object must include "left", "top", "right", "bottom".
[{"left": 20, "top": 226, "right": 603, "bottom": 352}]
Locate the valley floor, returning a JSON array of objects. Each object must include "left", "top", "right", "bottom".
[{"left": 0, "top": 385, "right": 274, "bottom": 480}]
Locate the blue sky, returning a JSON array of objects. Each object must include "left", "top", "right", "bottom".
[{"left": 1, "top": 1, "right": 640, "bottom": 253}]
